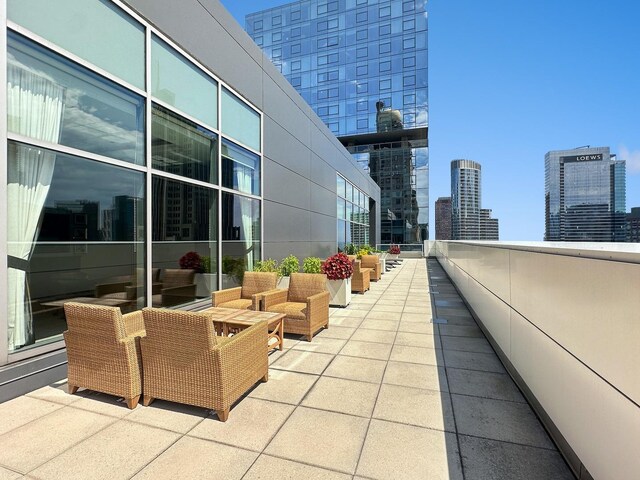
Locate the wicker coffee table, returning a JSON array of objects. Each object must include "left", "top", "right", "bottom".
[{"left": 200, "top": 307, "right": 285, "bottom": 351}]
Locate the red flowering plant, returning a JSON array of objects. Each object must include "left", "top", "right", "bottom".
[
  {"left": 179, "top": 251, "right": 204, "bottom": 273},
  {"left": 321, "top": 253, "right": 354, "bottom": 280},
  {"left": 388, "top": 244, "right": 401, "bottom": 255}
]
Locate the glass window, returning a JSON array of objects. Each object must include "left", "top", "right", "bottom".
[
  {"left": 291, "top": 76, "right": 301, "bottom": 87},
  {"left": 404, "top": 93, "right": 416, "bottom": 104},
  {"left": 403, "top": 19, "right": 416, "bottom": 31},
  {"left": 337, "top": 220, "right": 346, "bottom": 252},
  {"left": 404, "top": 75, "right": 416, "bottom": 87},
  {"left": 152, "top": 176, "right": 217, "bottom": 307},
  {"left": 291, "top": 27, "right": 301, "bottom": 37},
  {"left": 151, "top": 35, "right": 218, "bottom": 129},
  {"left": 329, "top": 105, "right": 339, "bottom": 115},
  {"left": 357, "top": 119, "right": 368, "bottom": 129},
  {"left": 272, "top": 32, "right": 282, "bottom": 42},
  {"left": 254, "top": 20, "right": 263, "bottom": 31},
  {"left": 317, "top": 3, "right": 328, "bottom": 14},
  {"left": 292, "top": 60, "right": 301, "bottom": 71},
  {"left": 222, "top": 192, "right": 261, "bottom": 287},
  {"left": 221, "top": 88, "right": 261, "bottom": 152},
  {"left": 151, "top": 104, "right": 218, "bottom": 184},
  {"left": 403, "top": 1, "right": 415, "bottom": 12},
  {"left": 221, "top": 140, "right": 261, "bottom": 195},
  {"left": 380, "top": 60, "right": 391, "bottom": 72},
  {"left": 356, "top": 11, "right": 368, "bottom": 23},
  {"left": 357, "top": 100, "right": 367, "bottom": 111},
  {"left": 337, "top": 175, "right": 346, "bottom": 197},
  {"left": 291, "top": 10, "right": 301, "bottom": 21},
  {"left": 255, "top": 36, "right": 263, "bottom": 46},
  {"left": 380, "top": 79, "right": 391, "bottom": 90},
  {"left": 380, "top": 42, "right": 391, "bottom": 54},
  {"left": 8, "top": 0, "right": 145, "bottom": 89},
  {"left": 328, "top": 18, "right": 339, "bottom": 30},
  {"left": 379, "top": 6, "right": 391, "bottom": 17},
  {"left": 403, "top": 56, "right": 416, "bottom": 68},
  {"left": 8, "top": 32, "right": 144, "bottom": 165},
  {"left": 346, "top": 183, "right": 353, "bottom": 203},
  {"left": 272, "top": 15, "right": 282, "bottom": 26},
  {"left": 337, "top": 198, "right": 346, "bottom": 219},
  {"left": 356, "top": 29, "right": 368, "bottom": 41},
  {"left": 291, "top": 43, "right": 301, "bottom": 54},
  {"left": 272, "top": 48, "right": 282, "bottom": 59},
  {"left": 403, "top": 37, "right": 416, "bottom": 50},
  {"left": 356, "top": 82, "right": 368, "bottom": 93},
  {"left": 356, "top": 65, "right": 368, "bottom": 76},
  {"left": 7, "top": 141, "right": 145, "bottom": 352},
  {"left": 379, "top": 24, "right": 391, "bottom": 36},
  {"left": 357, "top": 47, "right": 368, "bottom": 58}
]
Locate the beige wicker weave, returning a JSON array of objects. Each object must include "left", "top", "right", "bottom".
[
  {"left": 212, "top": 271, "right": 278, "bottom": 310},
  {"left": 360, "top": 255, "right": 382, "bottom": 281},
  {"left": 63, "top": 302, "right": 145, "bottom": 409},
  {"left": 140, "top": 308, "right": 268, "bottom": 422},
  {"left": 262, "top": 273, "right": 329, "bottom": 341},
  {"left": 152, "top": 269, "right": 197, "bottom": 307},
  {"left": 350, "top": 259, "right": 371, "bottom": 294}
]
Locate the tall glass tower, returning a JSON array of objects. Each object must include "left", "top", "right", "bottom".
[
  {"left": 246, "top": 0, "right": 428, "bottom": 243},
  {"left": 451, "top": 159, "right": 481, "bottom": 240},
  {"left": 545, "top": 147, "right": 626, "bottom": 242}
]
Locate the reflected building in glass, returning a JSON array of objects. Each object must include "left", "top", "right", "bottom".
[
  {"left": 545, "top": 147, "right": 626, "bottom": 242},
  {"left": 246, "top": 0, "right": 428, "bottom": 243}
]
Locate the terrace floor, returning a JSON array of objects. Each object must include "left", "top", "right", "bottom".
[{"left": 0, "top": 259, "right": 574, "bottom": 479}]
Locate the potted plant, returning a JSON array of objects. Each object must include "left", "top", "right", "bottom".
[
  {"left": 221, "top": 256, "right": 246, "bottom": 288},
  {"left": 277, "top": 255, "right": 299, "bottom": 289},
  {"left": 321, "top": 252, "right": 353, "bottom": 307},
  {"left": 303, "top": 257, "right": 322, "bottom": 274},
  {"left": 195, "top": 255, "right": 217, "bottom": 296},
  {"left": 179, "top": 251, "right": 203, "bottom": 272},
  {"left": 388, "top": 244, "right": 401, "bottom": 260}
]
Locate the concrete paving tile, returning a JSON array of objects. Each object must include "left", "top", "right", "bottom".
[
  {"left": 0, "top": 406, "right": 116, "bottom": 473},
  {"left": 270, "top": 350, "right": 335, "bottom": 375},
  {"left": 436, "top": 315, "right": 478, "bottom": 327},
  {"left": 350, "top": 328, "right": 395, "bottom": 344},
  {"left": 0, "top": 396, "right": 64, "bottom": 436},
  {"left": 302, "top": 376, "right": 379, "bottom": 417},
  {"left": 403, "top": 305, "right": 430, "bottom": 314},
  {"left": 132, "top": 436, "right": 257, "bottom": 480},
  {"left": 447, "top": 368, "right": 525, "bottom": 403},
  {"left": 401, "top": 312, "right": 432, "bottom": 323},
  {"left": 25, "top": 381, "right": 80, "bottom": 406},
  {"left": 439, "top": 324, "right": 484, "bottom": 337},
  {"left": 30, "top": 420, "right": 179, "bottom": 480},
  {"left": 339, "top": 340, "right": 393, "bottom": 360},
  {"left": 452, "top": 394, "right": 554, "bottom": 449},
  {"left": 356, "top": 419, "right": 463, "bottom": 480},
  {"left": 330, "top": 309, "right": 368, "bottom": 318},
  {"left": 124, "top": 399, "right": 208, "bottom": 433},
  {"left": 189, "top": 397, "right": 294, "bottom": 451},
  {"left": 68, "top": 392, "right": 137, "bottom": 418},
  {"left": 373, "top": 384, "right": 455, "bottom": 432},
  {"left": 372, "top": 304, "right": 404, "bottom": 313},
  {"left": 441, "top": 336, "right": 494, "bottom": 354},
  {"left": 359, "top": 319, "right": 399, "bottom": 331},
  {"left": 374, "top": 299, "right": 405, "bottom": 307},
  {"left": 329, "top": 316, "right": 364, "bottom": 328},
  {"left": 249, "top": 370, "right": 319, "bottom": 405},
  {"left": 398, "top": 321, "right": 436, "bottom": 334},
  {"left": 349, "top": 297, "right": 377, "bottom": 305},
  {"left": 346, "top": 303, "right": 374, "bottom": 311},
  {"left": 244, "top": 455, "right": 351, "bottom": 480},
  {"left": 383, "top": 361, "right": 449, "bottom": 392},
  {"left": 364, "top": 311, "right": 402, "bottom": 321},
  {"left": 404, "top": 300, "right": 430, "bottom": 308},
  {"left": 324, "top": 355, "right": 387, "bottom": 384},
  {"left": 314, "top": 325, "right": 356, "bottom": 340},
  {"left": 292, "top": 337, "right": 347, "bottom": 354},
  {"left": 394, "top": 331, "right": 441, "bottom": 349},
  {"left": 459, "top": 435, "right": 574, "bottom": 480},
  {"left": 264, "top": 407, "right": 369, "bottom": 474},
  {"left": 389, "top": 345, "right": 444, "bottom": 366},
  {"left": 268, "top": 348, "right": 290, "bottom": 365},
  {"left": 443, "top": 349, "right": 506, "bottom": 373},
  {"left": 0, "top": 467, "right": 21, "bottom": 480}
]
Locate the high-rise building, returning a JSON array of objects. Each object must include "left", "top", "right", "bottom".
[
  {"left": 625, "top": 207, "right": 640, "bottom": 242},
  {"left": 435, "top": 197, "right": 452, "bottom": 240},
  {"left": 451, "top": 159, "right": 481, "bottom": 240},
  {"left": 545, "top": 147, "right": 626, "bottom": 242},
  {"left": 246, "top": 0, "right": 428, "bottom": 243},
  {"left": 479, "top": 208, "right": 499, "bottom": 240}
]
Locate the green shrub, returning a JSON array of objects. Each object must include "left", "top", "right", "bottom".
[
  {"left": 345, "top": 243, "right": 358, "bottom": 255},
  {"left": 279, "top": 255, "right": 300, "bottom": 277},
  {"left": 254, "top": 258, "right": 278, "bottom": 273},
  {"left": 302, "top": 257, "right": 322, "bottom": 274},
  {"left": 356, "top": 248, "right": 369, "bottom": 259},
  {"left": 222, "top": 256, "right": 245, "bottom": 283},
  {"left": 201, "top": 256, "right": 212, "bottom": 273}
]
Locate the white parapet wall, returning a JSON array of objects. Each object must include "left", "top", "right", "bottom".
[{"left": 434, "top": 241, "right": 640, "bottom": 480}]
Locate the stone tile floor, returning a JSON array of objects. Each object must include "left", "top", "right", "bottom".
[{"left": 0, "top": 259, "right": 575, "bottom": 479}]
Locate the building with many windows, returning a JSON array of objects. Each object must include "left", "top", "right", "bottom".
[
  {"left": 434, "top": 196, "right": 452, "bottom": 240},
  {"left": 0, "top": 0, "right": 379, "bottom": 400},
  {"left": 545, "top": 147, "right": 626, "bottom": 242},
  {"left": 246, "top": 0, "right": 428, "bottom": 244},
  {"left": 479, "top": 208, "right": 499, "bottom": 240},
  {"left": 625, "top": 207, "right": 640, "bottom": 242}
]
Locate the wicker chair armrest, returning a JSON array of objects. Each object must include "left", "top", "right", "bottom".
[
  {"left": 262, "top": 289, "right": 289, "bottom": 310},
  {"left": 123, "top": 310, "right": 145, "bottom": 337},
  {"left": 307, "top": 290, "right": 330, "bottom": 307},
  {"left": 95, "top": 281, "right": 130, "bottom": 298},
  {"left": 212, "top": 287, "right": 242, "bottom": 306}
]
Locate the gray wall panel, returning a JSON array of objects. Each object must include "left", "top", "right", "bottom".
[
  {"left": 263, "top": 118, "right": 310, "bottom": 178},
  {"left": 310, "top": 183, "right": 336, "bottom": 217},
  {"left": 263, "top": 76, "right": 310, "bottom": 146},
  {"left": 263, "top": 158, "right": 310, "bottom": 210},
  {"left": 310, "top": 154, "right": 338, "bottom": 192},
  {"left": 263, "top": 201, "right": 310, "bottom": 243},
  {"left": 310, "top": 213, "right": 336, "bottom": 244}
]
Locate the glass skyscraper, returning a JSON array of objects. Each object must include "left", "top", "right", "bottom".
[
  {"left": 246, "top": 0, "right": 428, "bottom": 243},
  {"left": 450, "top": 159, "right": 481, "bottom": 240},
  {"left": 545, "top": 147, "right": 627, "bottom": 242}
]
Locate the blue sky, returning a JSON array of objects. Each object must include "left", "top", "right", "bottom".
[{"left": 222, "top": 0, "right": 640, "bottom": 241}]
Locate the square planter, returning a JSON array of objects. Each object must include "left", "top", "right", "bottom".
[
  {"left": 195, "top": 273, "right": 217, "bottom": 297},
  {"left": 326, "top": 277, "right": 352, "bottom": 307}
]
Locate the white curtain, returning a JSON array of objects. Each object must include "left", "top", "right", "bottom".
[
  {"left": 235, "top": 165, "right": 254, "bottom": 270},
  {"left": 7, "top": 63, "right": 65, "bottom": 350}
]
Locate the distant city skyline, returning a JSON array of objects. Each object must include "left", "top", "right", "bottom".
[{"left": 223, "top": 0, "right": 640, "bottom": 241}]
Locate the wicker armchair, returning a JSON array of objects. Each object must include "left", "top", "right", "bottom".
[
  {"left": 63, "top": 302, "right": 145, "bottom": 409},
  {"left": 350, "top": 259, "right": 371, "bottom": 294},
  {"left": 95, "top": 268, "right": 161, "bottom": 303},
  {"left": 212, "top": 272, "right": 278, "bottom": 310},
  {"left": 360, "top": 255, "right": 382, "bottom": 281},
  {"left": 262, "top": 273, "right": 329, "bottom": 341},
  {"left": 140, "top": 308, "right": 268, "bottom": 422},
  {"left": 152, "top": 269, "right": 197, "bottom": 307}
]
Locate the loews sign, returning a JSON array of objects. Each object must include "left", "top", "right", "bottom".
[{"left": 561, "top": 154, "right": 603, "bottom": 163}]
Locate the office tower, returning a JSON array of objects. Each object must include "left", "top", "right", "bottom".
[
  {"left": 451, "top": 159, "right": 481, "bottom": 240},
  {"left": 545, "top": 147, "right": 626, "bottom": 242},
  {"left": 246, "top": 0, "right": 428, "bottom": 243},
  {"left": 479, "top": 209, "right": 499, "bottom": 240},
  {"left": 435, "top": 197, "right": 452, "bottom": 240},
  {"left": 625, "top": 207, "right": 640, "bottom": 242}
]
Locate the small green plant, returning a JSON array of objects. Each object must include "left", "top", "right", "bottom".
[
  {"left": 360, "top": 244, "right": 374, "bottom": 255},
  {"left": 254, "top": 258, "right": 278, "bottom": 273},
  {"left": 222, "top": 256, "right": 245, "bottom": 284},
  {"left": 303, "top": 257, "right": 322, "bottom": 274},
  {"left": 201, "top": 256, "right": 212, "bottom": 273},
  {"left": 356, "top": 248, "right": 369, "bottom": 259},
  {"left": 345, "top": 243, "right": 358, "bottom": 255},
  {"left": 279, "top": 255, "right": 300, "bottom": 277}
]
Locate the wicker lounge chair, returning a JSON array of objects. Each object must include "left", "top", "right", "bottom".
[
  {"left": 262, "top": 273, "right": 329, "bottom": 341},
  {"left": 360, "top": 255, "right": 382, "bottom": 281},
  {"left": 212, "top": 271, "right": 278, "bottom": 310},
  {"left": 349, "top": 258, "right": 371, "bottom": 294},
  {"left": 152, "top": 269, "right": 197, "bottom": 307},
  {"left": 140, "top": 308, "right": 268, "bottom": 421},
  {"left": 95, "top": 268, "right": 161, "bottom": 303},
  {"left": 63, "top": 302, "right": 145, "bottom": 409}
]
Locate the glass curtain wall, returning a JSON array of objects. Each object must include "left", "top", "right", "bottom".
[
  {"left": 336, "top": 174, "right": 369, "bottom": 251},
  {"left": 5, "top": 0, "right": 263, "bottom": 355}
]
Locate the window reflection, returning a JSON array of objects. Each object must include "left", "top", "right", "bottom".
[
  {"left": 222, "top": 193, "right": 261, "bottom": 288},
  {"left": 221, "top": 140, "right": 261, "bottom": 195}
]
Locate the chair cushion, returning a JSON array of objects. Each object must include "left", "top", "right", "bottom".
[
  {"left": 267, "top": 301, "right": 307, "bottom": 320},
  {"left": 101, "top": 292, "right": 129, "bottom": 300},
  {"left": 288, "top": 273, "right": 326, "bottom": 303},
  {"left": 218, "top": 299, "right": 253, "bottom": 310}
]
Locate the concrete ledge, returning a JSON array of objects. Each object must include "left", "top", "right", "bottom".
[{"left": 0, "top": 350, "right": 67, "bottom": 403}]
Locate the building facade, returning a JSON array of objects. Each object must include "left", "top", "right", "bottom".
[
  {"left": 479, "top": 209, "right": 499, "bottom": 240},
  {"left": 246, "top": 0, "right": 428, "bottom": 245},
  {"left": 0, "top": 0, "right": 380, "bottom": 400},
  {"left": 545, "top": 147, "right": 626, "bottom": 242},
  {"left": 625, "top": 207, "right": 640, "bottom": 242},
  {"left": 451, "top": 159, "right": 481, "bottom": 240},
  {"left": 434, "top": 196, "right": 452, "bottom": 240}
]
